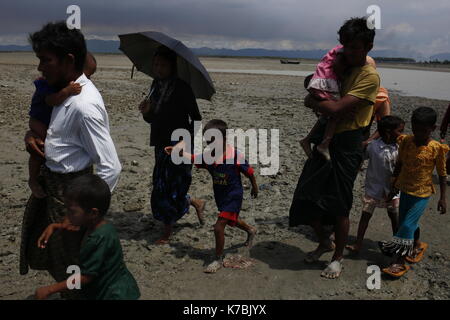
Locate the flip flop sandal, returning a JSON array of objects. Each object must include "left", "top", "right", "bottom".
[
  {"left": 405, "top": 242, "right": 428, "bottom": 263},
  {"left": 382, "top": 264, "right": 410, "bottom": 278}
]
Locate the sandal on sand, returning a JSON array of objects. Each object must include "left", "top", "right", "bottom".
[
  {"left": 304, "top": 243, "right": 335, "bottom": 263},
  {"left": 320, "top": 259, "right": 343, "bottom": 279},
  {"left": 406, "top": 242, "right": 428, "bottom": 264},
  {"left": 204, "top": 260, "right": 223, "bottom": 273},
  {"left": 382, "top": 264, "right": 410, "bottom": 278}
]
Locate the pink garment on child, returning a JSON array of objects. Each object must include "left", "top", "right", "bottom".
[{"left": 307, "top": 44, "right": 343, "bottom": 100}]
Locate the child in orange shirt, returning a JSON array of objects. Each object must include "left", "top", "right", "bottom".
[{"left": 379, "top": 107, "right": 448, "bottom": 277}]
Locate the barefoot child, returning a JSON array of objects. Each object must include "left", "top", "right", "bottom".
[
  {"left": 346, "top": 116, "right": 405, "bottom": 254},
  {"left": 379, "top": 107, "right": 448, "bottom": 278},
  {"left": 300, "top": 45, "right": 347, "bottom": 161},
  {"left": 165, "top": 119, "right": 258, "bottom": 273},
  {"left": 35, "top": 174, "right": 140, "bottom": 300},
  {"left": 27, "top": 52, "right": 97, "bottom": 198}
]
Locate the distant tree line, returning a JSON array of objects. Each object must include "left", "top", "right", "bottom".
[
  {"left": 373, "top": 57, "right": 416, "bottom": 63},
  {"left": 422, "top": 59, "right": 450, "bottom": 65},
  {"left": 373, "top": 57, "right": 450, "bottom": 65}
]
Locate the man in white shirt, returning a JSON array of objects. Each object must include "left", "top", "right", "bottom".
[
  {"left": 20, "top": 22, "right": 121, "bottom": 297},
  {"left": 44, "top": 72, "right": 121, "bottom": 190}
]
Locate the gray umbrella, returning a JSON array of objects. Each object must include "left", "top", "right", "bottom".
[{"left": 118, "top": 31, "right": 215, "bottom": 100}]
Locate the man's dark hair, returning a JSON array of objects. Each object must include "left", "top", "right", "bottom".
[
  {"left": 377, "top": 115, "right": 405, "bottom": 136},
  {"left": 204, "top": 119, "right": 228, "bottom": 138},
  {"left": 411, "top": 107, "right": 437, "bottom": 127},
  {"left": 29, "top": 21, "right": 87, "bottom": 72},
  {"left": 338, "top": 17, "right": 375, "bottom": 46},
  {"left": 63, "top": 174, "right": 111, "bottom": 217}
]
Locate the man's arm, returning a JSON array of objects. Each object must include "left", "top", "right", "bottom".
[
  {"left": 440, "top": 104, "right": 450, "bottom": 139},
  {"left": 304, "top": 93, "right": 368, "bottom": 118},
  {"left": 79, "top": 114, "right": 122, "bottom": 191},
  {"left": 364, "top": 99, "right": 390, "bottom": 145}
]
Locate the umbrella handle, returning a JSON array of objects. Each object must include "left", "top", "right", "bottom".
[{"left": 144, "top": 87, "right": 155, "bottom": 102}]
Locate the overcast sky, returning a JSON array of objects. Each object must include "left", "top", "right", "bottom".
[{"left": 1, "top": 0, "right": 449, "bottom": 58}]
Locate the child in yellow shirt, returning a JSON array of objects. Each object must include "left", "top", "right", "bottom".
[{"left": 379, "top": 107, "right": 448, "bottom": 277}]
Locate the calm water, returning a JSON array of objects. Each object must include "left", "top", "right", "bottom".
[{"left": 208, "top": 67, "right": 450, "bottom": 101}]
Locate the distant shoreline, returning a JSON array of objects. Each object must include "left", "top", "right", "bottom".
[{"left": 2, "top": 51, "right": 449, "bottom": 73}]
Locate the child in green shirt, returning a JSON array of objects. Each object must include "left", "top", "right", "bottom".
[{"left": 35, "top": 174, "right": 140, "bottom": 300}]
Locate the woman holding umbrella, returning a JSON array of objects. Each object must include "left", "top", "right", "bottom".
[{"left": 139, "top": 46, "right": 205, "bottom": 244}]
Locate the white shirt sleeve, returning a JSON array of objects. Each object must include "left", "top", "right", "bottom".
[{"left": 79, "top": 114, "right": 122, "bottom": 191}]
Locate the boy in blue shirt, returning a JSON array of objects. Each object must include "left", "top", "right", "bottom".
[{"left": 165, "top": 119, "right": 258, "bottom": 273}]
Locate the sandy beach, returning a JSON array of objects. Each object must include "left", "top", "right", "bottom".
[{"left": 0, "top": 52, "right": 449, "bottom": 300}]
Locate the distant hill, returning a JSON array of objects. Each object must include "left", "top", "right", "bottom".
[
  {"left": 0, "top": 39, "right": 440, "bottom": 61},
  {"left": 191, "top": 47, "right": 328, "bottom": 59},
  {"left": 0, "top": 44, "right": 32, "bottom": 51},
  {"left": 429, "top": 52, "right": 450, "bottom": 61}
]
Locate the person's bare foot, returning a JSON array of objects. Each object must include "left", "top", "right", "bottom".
[
  {"left": 245, "top": 227, "right": 257, "bottom": 247},
  {"left": 321, "top": 259, "right": 343, "bottom": 279},
  {"left": 316, "top": 144, "right": 331, "bottom": 161},
  {"left": 191, "top": 198, "right": 206, "bottom": 225},
  {"left": 345, "top": 243, "right": 362, "bottom": 254},
  {"left": 28, "top": 179, "right": 46, "bottom": 199},
  {"left": 204, "top": 258, "right": 223, "bottom": 273},
  {"left": 304, "top": 240, "right": 335, "bottom": 263},
  {"left": 300, "top": 138, "right": 313, "bottom": 158}
]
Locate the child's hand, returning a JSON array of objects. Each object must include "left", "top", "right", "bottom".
[
  {"left": 24, "top": 130, "right": 45, "bottom": 158},
  {"left": 138, "top": 100, "right": 151, "bottom": 114},
  {"left": 35, "top": 286, "right": 51, "bottom": 300},
  {"left": 66, "top": 81, "right": 82, "bottom": 96},
  {"left": 386, "top": 188, "right": 398, "bottom": 202},
  {"left": 438, "top": 198, "right": 447, "bottom": 215},
  {"left": 37, "top": 224, "right": 58, "bottom": 249},
  {"left": 164, "top": 146, "right": 173, "bottom": 155},
  {"left": 251, "top": 186, "right": 258, "bottom": 198}
]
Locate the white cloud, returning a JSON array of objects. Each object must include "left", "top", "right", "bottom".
[{"left": 385, "top": 23, "right": 415, "bottom": 35}]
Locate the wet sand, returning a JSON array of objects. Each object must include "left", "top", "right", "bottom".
[{"left": 0, "top": 53, "right": 449, "bottom": 300}]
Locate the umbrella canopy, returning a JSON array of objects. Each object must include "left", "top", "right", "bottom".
[{"left": 118, "top": 31, "right": 215, "bottom": 100}]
